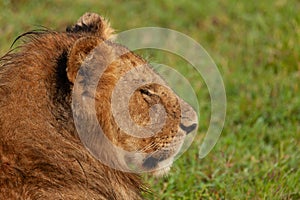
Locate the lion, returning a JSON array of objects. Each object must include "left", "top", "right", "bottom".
[{"left": 0, "top": 13, "right": 198, "bottom": 199}]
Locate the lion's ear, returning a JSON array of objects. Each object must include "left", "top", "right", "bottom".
[
  {"left": 66, "top": 12, "right": 115, "bottom": 40},
  {"left": 67, "top": 36, "right": 102, "bottom": 83}
]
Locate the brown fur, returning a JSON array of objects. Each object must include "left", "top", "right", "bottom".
[{"left": 0, "top": 13, "right": 198, "bottom": 199}]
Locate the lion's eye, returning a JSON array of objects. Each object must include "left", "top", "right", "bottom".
[
  {"left": 139, "top": 88, "right": 156, "bottom": 103},
  {"left": 140, "top": 88, "right": 152, "bottom": 96}
]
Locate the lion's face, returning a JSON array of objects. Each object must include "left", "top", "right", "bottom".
[
  {"left": 126, "top": 83, "right": 198, "bottom": 175},
  {"left": 67, "top": 13, "right": 198, "bottom": 175}
]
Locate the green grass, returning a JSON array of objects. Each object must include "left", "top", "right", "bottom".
[{"left": 1, "top": 0, "right": 299, "bottom": 199}]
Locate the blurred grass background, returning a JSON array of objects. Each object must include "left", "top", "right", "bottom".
[{"left": 0, "top": 0, "right": 299, "bottom": 199}]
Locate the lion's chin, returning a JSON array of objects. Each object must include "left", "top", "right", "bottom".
[
  {"left": 151, "top": 165, "right": 171, "bottom": 177},
  {"left": 124, "top": 152, "right": 176, "bottom": 175},
  {"left": 150, "top": 157, "right": 174, "bottom": 177}
]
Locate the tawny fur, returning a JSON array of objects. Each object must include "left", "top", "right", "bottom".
[
  {"left": 0, "top": 13, "right": 198, "bottom": 199},
  {"left": 0, "top": 14, "right": 144, "bottom": 200}
]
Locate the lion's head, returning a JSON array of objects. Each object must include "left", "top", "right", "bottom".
[
  {"left": 66, "top": 13, "right": 198, "bottom": 175},
  {"left": 0, "top": 12, "right": 198, "bottom": 199}
]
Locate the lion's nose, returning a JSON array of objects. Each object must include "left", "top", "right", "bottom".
[{"left": 180, "top": 123, "right": 197, "bottom": 134}]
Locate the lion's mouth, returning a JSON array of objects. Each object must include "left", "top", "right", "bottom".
[
  {"left": 142, "top": 155, "right": 164, "bottom": 169},
  {"left": 141, "top": 143, "right": 183, "bottom": 175},
  {"left": 143, "top": 155, "right": 174, "bottom": 176}
]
